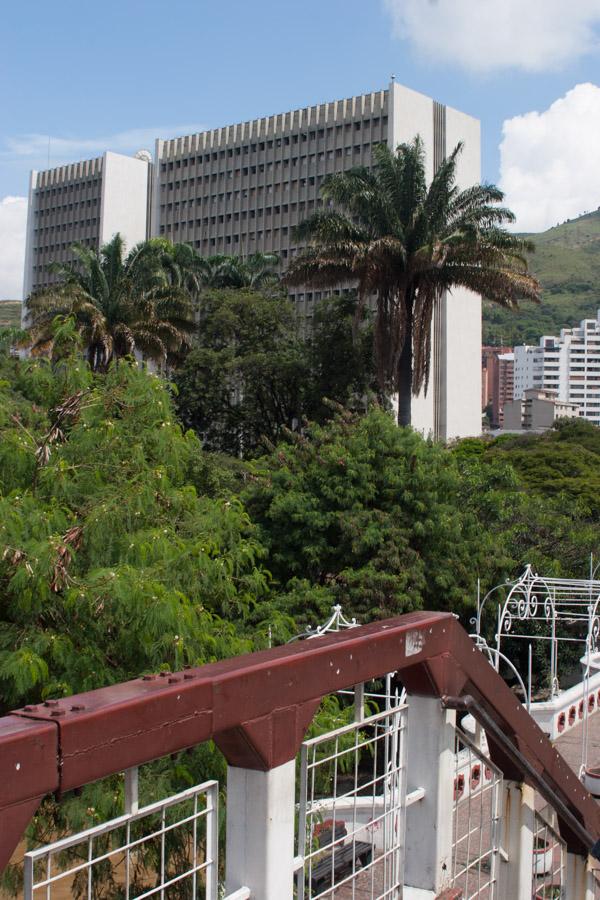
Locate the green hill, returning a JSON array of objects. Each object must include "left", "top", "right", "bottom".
[
  {"left": 483, "top": 209, "right": 600, "bottom": 345},
  {"left": 0, "top": 301, "right": 22, "bottom": 329}
]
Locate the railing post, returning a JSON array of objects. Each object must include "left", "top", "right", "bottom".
[
  {"left": 498, "top": 781, "right": 535, "bottom": 899},
  {"left": 225, "top": 759, "right": 296, "bottom": 899},
  {"left": 404, "top": 694, "right": 455, "bottom": 894},
  {"left": 124, "top": 766, "right": 138, "bottom": 815},
  {"left": 565, "top": 851, "right": 596, "bottom": 899}
]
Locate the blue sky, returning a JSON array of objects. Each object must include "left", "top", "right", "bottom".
[{"left": 2, "top": 0, "right": 600, "bottom": 296}]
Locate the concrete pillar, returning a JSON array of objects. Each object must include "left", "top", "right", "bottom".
[
  {"left": 225, "top": 759, "right": 296, "bottom": 899},
  {"left": 499, "top": 781, "right": 535, "bottom": 900},
  {"left": 565, "top": 852, "right": 596, "bottom": 900},
  {"left": 404, "top": 695, "right": 456, "bottom": 894}
]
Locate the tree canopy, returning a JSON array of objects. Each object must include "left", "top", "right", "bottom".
[
  {"left": 286, "top": 138, "right": 541, "bottom": 424},
  {"left": 173, "top": 288, "right": 377, "bottom": 456},
  {"left": 243, "top": 406, "right": 495, "bottom": 624},
  {"left": 26, "top": 234, "right": 195, "bottom": 371},
  {"left": 1, "top": 317, "right": 600, "bottom": 893}
]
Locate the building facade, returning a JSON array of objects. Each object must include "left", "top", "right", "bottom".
[
  {"left": 22, "top": 81, "right": 482, "bottom": 440},
  {"left": 503, "top": 388, "right": 579, "bottom": 431},
  {"left": 151, "top": 80, "right": 481, "bottom": 440},
  {"left": 513, "top": 310, "right": 600, "bottom": 426},
  {"left": 482, "top": 346, "right": 514, "bottom": 428},
  {"left": 23, "top": 151, "right": 151, "bottom": 301}
]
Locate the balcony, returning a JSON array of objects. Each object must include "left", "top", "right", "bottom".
[{"left": 1, "top": 609, "right": 600, "bottom": 899}]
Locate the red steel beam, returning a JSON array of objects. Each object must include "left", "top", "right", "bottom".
[{"left": 1, "top": 610, "right": 599, "bottom": 872}]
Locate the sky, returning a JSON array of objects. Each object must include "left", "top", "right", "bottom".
[{"left": 2, "top": 0, "right": 600, "bottom": 298}]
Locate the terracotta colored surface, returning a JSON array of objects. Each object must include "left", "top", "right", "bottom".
[{"left": 2, "top": 611, "right": 600, "bottom": 874}]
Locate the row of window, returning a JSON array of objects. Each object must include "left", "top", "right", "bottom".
[
  {"left": 164, "top": 175, "right": 323, "bottom": 203},
  {"left": 34, "top": 218, "right": 98, "bottom": 235},
  {"left": 162, "top": 197, "right": 323, "bottom": 218},
  {"left": 160, "top": 183, "right": 324, "bottom": 213},
  {"left": 33, "top": 240, "right": 92, "bottom": 255},
  {"left": 35, "top": 198, "right": 98, "bottom": 217},
  {"left": 35, "top": 179, "right": 101, "bottom": 199},
  {"left": 31, "top": 241, "right": 96, "bottom": 269},
  {"left": 161, "top": 225, "right": 296, "bottom": 248},
  {"left": 160, "top": 118, "right": 388, "bottom": 169},
  {"left": 161, "top": 143, "right": 377, "bottom": 187}
]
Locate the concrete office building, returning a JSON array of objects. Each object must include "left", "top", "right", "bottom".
[
  {"left": 22, "top": 81, "right": 482, "bottom": 440},
  {"left": 503, "top": 388, "right": 579, "bottom": 432},
  {"left": 23, "top": 150, "right": 151, "bottom": 301},
  {"left": 152, "top": 81, "right": 481, "bottom": 440},
  {"left": 514, "top": 310, "right": 600, "bottom": 426}
]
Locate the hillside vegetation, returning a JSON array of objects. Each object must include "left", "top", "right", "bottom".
[
  {"left": 483, "top": 209, "right": 600, "bottom": 345},
  {"left": 0, "top": 301, "right": 21, "bottom": 329}
]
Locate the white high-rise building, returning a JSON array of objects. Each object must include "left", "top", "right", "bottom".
[
  {"left": 22, "top": 81, "right": 482, "bottom": 440},
  {"left": 23, "top": 151, "right": 151, "bottom": 300},
  {"left": 151, "top": 81, "right": 481, "bottom": 440},
  {"left": 513, "top": 311, "right": 600, "bottom": 425}
]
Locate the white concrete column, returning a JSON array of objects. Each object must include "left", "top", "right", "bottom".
[
  {"left": 566, "top": 852, "right": 596, "bottom": 899},
  {"left": 404, "top": 695, "right": 456, "bottom": 894},
  {"left": 225, "top": 759, "right": 296, "bottom": 899},
  {"left": 499, "top": 781, "right": 535, "bottom": 900}
]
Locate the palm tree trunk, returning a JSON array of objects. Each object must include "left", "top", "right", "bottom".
[{"left": 396, "top": 305, "right": 413, "bottom": 427}]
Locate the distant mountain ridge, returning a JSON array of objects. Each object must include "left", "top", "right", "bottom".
[{"left": 483, "top": 209, "right": 600, "bottom": 346}]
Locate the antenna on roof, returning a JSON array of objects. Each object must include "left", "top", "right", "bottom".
[{"left": 391, "top": 73, "right": 396, "bottom": 82}]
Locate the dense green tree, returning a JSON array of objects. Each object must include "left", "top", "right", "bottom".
[
  {"left": 26, "top": 234, "right": 195, "bottom": 371},
  {"left": 455, "top": 419, "right": 600, "bottom": 520},
  {"left": 202, "top": 251, "right": 280, "bottom": 291},
  {"left": 243, "top": 406, "right": 494, "bottom": 625},
  {"left": 174, "top": 288, "right": 378, "bottom": 457},
  {"left": 174, "top": 288, "right": 309, "bottom": 455},
  {"left": 0, "top": 320, "right": 288, "bottom": 893},
  {"left": 286, "top": 138, "right": 541, "bottom": 425},
  {"left": 0, "top": 322, "right": 274, "bottom": 710},
  {"left": 304, "top": 292, "right": 378, "bottom": 421}
]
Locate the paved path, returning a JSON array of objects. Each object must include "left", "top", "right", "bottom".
[{"left": 553, "top": 707, "right": 600, "bottom": 775}]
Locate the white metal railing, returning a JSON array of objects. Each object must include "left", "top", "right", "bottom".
[
  {"left": 296, "top": 700, "right": 408, "bottom": 899},
  {"left": 451, "top": 723, "right": 503, "bottom": 899},
  {"left": 24, "top": 780, "right": 219, "bottom": 899}
]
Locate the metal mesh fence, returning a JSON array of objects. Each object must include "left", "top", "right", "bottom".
[
  {"left": 296, "top": 701, "right": 407, "bottom": 899},
  {"left": 23, "top": 780, "right": 218, "bottom": 900},
  {"left": 451, "top": 723, "right": 502, "bottom": 899},
  {"left": 531, "top": 806, "right": 565, "bottom": 900}
]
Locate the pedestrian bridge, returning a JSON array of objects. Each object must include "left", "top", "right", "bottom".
[{"left": 1, "top": 611, "right": 600, "bottom": 898}]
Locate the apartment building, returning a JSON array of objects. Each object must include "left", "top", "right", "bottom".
[
  {"left": 151, "top": 80, "right": 481, "bottom": 440},
  {"left": 22, "top": 81, "right": 482, "bottom": 440},
  {"left": 513, "top": 310, "right": 600, "bottom": 425},
  {"left": 23, "top": 150, "right": 151, "bottom": 300}
]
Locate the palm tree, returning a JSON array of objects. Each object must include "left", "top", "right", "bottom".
[
  {"left": 26, "top": 234, "right": 195, "bottom": 371},
  {"left": 196, "top": 252, "right": 280, "bottom": 292},
  {"left": 285, "top": 138, "right": 541, "bottom": 426}
]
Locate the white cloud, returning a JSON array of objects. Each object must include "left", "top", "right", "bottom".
[
  {"left": 0, "top": 196, "right": 27, "bottom": 300},
  {"left": 384, "top": 0, "right": 600, "bottom": 72},
  {"left": 1, "top": 123, "right": 205, "bottom": 170},
  {"left": 499, "top": 83, "right": 600, "bottom": 232}
]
